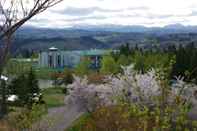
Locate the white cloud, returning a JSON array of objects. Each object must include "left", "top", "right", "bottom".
[{"left": 26, "top": 0, "right": 197, "bottom": 28}]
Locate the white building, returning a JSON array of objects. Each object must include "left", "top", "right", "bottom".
[{"left": 39, "top": 47, "right": 110, "bottom": 69}]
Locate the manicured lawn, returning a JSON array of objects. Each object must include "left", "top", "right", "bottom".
[
  {"left": 42, "top": 87, "right": 65, "bottom": 108},
  {"left": 35, "top": 68, "right": 56, "bottom": 79},
  {"left": 35, "top": 67, "right": 64, "bottom": 79}
]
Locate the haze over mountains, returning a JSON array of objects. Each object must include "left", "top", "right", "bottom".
[{"left": 11, "top": 24, "right": 197, "bottom": 55}]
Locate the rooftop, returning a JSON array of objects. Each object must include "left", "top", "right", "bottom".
[
  {"left": 49, "top": 47, "right": 58, "bottom": 51},
  {"left": 82, "top": 49, "right": 109, "bottom": 56},
  {"left": 44, "top": 47, "right": 113, "bottom": 56}
]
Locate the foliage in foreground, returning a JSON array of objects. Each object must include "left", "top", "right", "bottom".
[
  {"left": 67, "top": 105, "right": 197, "bottom": 131},
  {"left": 67, "top": 113, "right": 91, "bottom": 131},
  {"left": 3, "top": 88, "right": 64, "bottom": 130},
  {"left": 67, "top": 65, "right": 197, "bottom": 130},
  {"left": 7, "top": 104, "right": 47, "bottom": 130}
]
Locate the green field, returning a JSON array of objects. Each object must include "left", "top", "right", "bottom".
[{"left": 42, "top": 87, "right": 65, "bottom": 108}]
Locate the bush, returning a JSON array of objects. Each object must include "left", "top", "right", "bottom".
[
  {"left": 63, "top": 68, "right": 74, "bottom": 85},
  {"left": 7, "top": 104, "right": 47, "bottom": 130},
  {"left": 87, "top": 73, "right": 105, "bottom": 84},
  {"left": 75, "top": 58, "right": 91, "bottom": 76},
  {"left": 67, "top": 65, "right": 197, "bottom": 130},
  {"left": 68, "top": 104, "right": 197, "bottom": 131},
  {"left": 100, "top": 55, "right": 119, "bottom": 75},
  {"left": 66, "top": 113, "right": 91, "bottom": 131},
  {"left": 62, "top": 87, "right": 68, "bottom": 95},
  {"left": 0, "top": 120, "right": 15, "bottom": 131}
]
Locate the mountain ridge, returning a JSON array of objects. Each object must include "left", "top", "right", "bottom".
[{"left": 9, "top": 24, "right": 197, "bottom": 56}]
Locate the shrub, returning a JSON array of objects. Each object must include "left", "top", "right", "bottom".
[
  {"left": 100, "top": 55, "right": 119, "bottom": 75},
  {"left": 67, "top": 113, "right": 91, "bottom": 131},
  {"left": 69, "top": 104, "right": 197, "bottom": 131},
  {"left": 63, "top": 68, "right": 74, "bottom": 85},
  {"left": 87, "top": 73, "right": 105, "bottom": 84},
  {"left": 0, "top": 120, "right": 16, "bottom": 131},
  {"left": 67, "top": 65, "right": 197, "bottom": 130},
  {"left": 7, "top": 104, "right": 47, "bottom": 130},
  {"left": 75, "top": 58, "right": 91, "bottom": 76}
]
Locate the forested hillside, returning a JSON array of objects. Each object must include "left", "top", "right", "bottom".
[{"left": 7, "top": 26, "right": 197, "bottom": 56}]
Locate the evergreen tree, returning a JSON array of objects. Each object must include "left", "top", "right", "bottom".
[
  {"left": 117, "top": 54, "right": 130, "bottom": 72},
  {"left": 26, "top": 68, "right": 40, "bottom": 106},
  {"left": 8, "top": 68, "right": 40, "bottom": 107},
  {"left": 117, "top": 54, "right": 130, "bottom": 66},
  {"left": 8, "top": 74, "right": 27, "bottom": 105},
  {"left": 119, "top": 43, "right": 131, "bottom": 56},
  {"left": 171, "top": 43, "right": 197, "bottom": 83}
]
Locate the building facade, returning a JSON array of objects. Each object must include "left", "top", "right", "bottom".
[{"left": 39, "top": 47, "right": 110, "bottom": 69}]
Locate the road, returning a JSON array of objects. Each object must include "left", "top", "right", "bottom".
[{"left": 32, "top": 96, "right": 84, "bottom": 131}]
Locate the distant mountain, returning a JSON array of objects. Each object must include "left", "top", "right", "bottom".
[
  {"left": 18, "top": 24, "right": 197, "bottom": 37},
  {"left": 16, "top": 26, "right": 111, "bottom": 39},
  {"left": 164, "top": 24, "right": 186, "bottom": 29},
  {"left": 72, "top": 25, "right": 149, "bottom": 32},
  {"left": 12, "top": 36, "right": 110, "bottom": 55},
  {"left": 72, "top": 24, "right": 197, "bottom": 33},
  {"left": 9, "top": 24, "right": 197, "bottom": 56}
]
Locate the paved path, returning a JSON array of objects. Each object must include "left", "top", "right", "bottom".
[
  {"left": 31, "top": 90, "right": 197, "bottom": 131},
  {"left": 32, "top": 97, "right": 84, "bottom": 131},
  {"left": 188, "top": 106, "right": 197, "bottom": 120},
  {"left": 188, "top": 97, "right": 197, "bottom": 120}
]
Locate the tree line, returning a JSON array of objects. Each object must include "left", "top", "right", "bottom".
[{"left": 111, "top": 43, "right": 197, "bottom": 83}]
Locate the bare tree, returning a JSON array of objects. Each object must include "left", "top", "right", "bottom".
[{"left": 0, "top": 0, "right": 63, "bottom": 118}]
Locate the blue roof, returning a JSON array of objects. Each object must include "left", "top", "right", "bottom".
[
  {"left": 46, "top": 48, "right": 115, "bottom": 56},
  {"left": 81, "top": 49, "right": 109, "bottom": 56}
]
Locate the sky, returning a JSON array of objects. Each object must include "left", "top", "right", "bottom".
[{"left": 26, "top": 0, "right": 197, "bottom": 28}]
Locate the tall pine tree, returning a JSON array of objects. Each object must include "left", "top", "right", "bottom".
[{"left": 8, "top": 68, "right": 40, "bottom": 107}]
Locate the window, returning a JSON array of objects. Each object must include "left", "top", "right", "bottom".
[
  {"left": 58, "top": 55, "right": 61, "bottom": 67},
  {"left": 49, "top": 55, "right": 52, "bottom": 67}
]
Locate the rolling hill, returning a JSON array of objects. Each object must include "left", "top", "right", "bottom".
[{"left": 6, "top": 24, "right": 197, "bottom": 56}]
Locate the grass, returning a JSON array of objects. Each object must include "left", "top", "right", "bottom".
[
  {"left": 42, "top": 87, "right": 65, "bottom": 108},
  {"left": 35, "top": 68, "right": 56, "bottom": 79},
  {"left": 66, "top": 113, "right": 90, "bottom": 131},
  {"left": 35, "top": 67, "right": 64, "bottom": 79}
]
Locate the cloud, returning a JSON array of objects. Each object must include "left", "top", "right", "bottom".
[
  {"left": 65, "top": 16, "right": 107, "bottom": 22},
  {"left": 27, "top": 0, "right": 197, "bottom": 28},
  {"left": 117, "top": 13, "right": 174, "bottom": 19},
  {"left": 190, "top": 10, "right": 197, "bottom": 16},
  {"left": 127, "top": 6, "right": 150, "bottom": 11},
  {"left": 54, "top": 6, "right": 121, "bottom": 16}
]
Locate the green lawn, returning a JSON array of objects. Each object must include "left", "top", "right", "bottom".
[
  {"left": 35, "top": 67, "right": 64, "bottom": 79},
  {"left": 42, "top": 87, "right": 65, "bottom": 108},
  {"left": 35, "top": 68, "right": 56, "bottom": 79}
]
